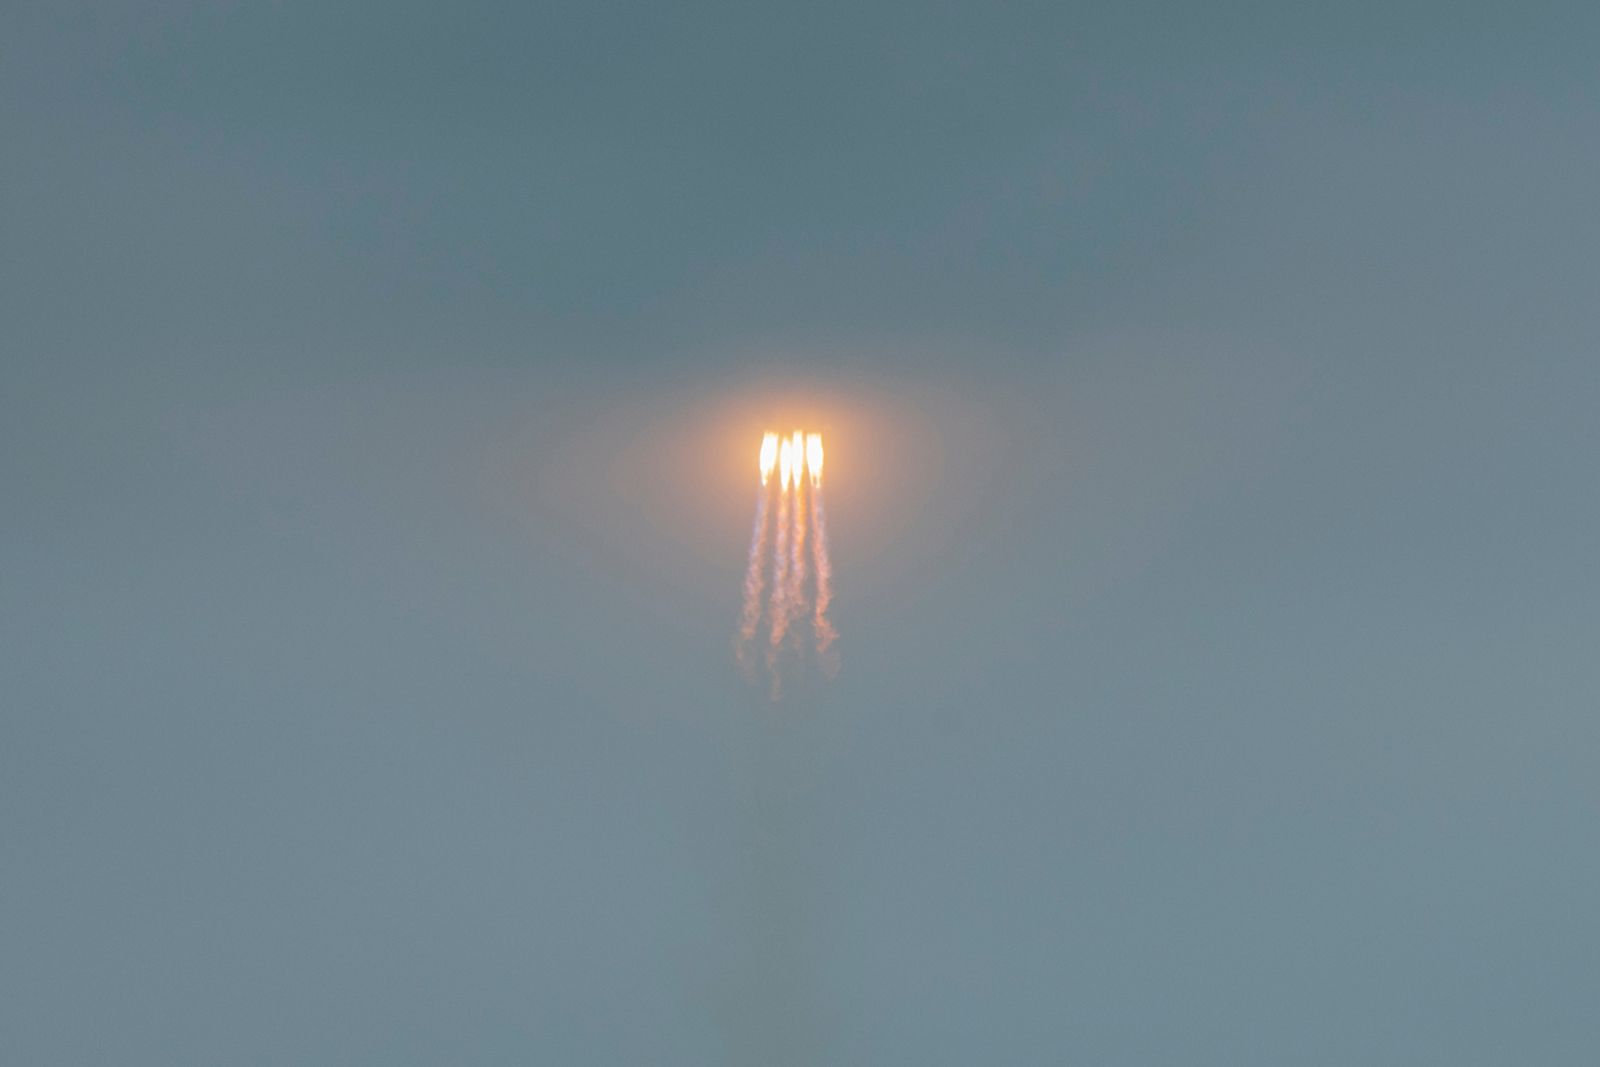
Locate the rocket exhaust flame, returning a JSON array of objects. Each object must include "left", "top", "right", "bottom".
[
  {"left": 737, "top": 428, "right": 838, "bottom": 698},
  {"left": 759, "top": 432, "right": 778, "bottom": 486},
  {"left": 778, "top": 437, "right": 794, "bottom": 492},
  {"left": 735, "top": 429, "right": 783, "bottom": 677}
]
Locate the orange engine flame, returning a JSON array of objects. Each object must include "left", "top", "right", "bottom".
[
  {"left": 789, "top": 432, "right": 804, "bottom": 490},
  {"left": 805, "top": 432, "right": 823, "bottom": 488},
  {"left": 759, "top": 432, "right": 778, "bottom": 485},
  {"left": 778, "top": 436, "right": 793, "bottom": 490}
]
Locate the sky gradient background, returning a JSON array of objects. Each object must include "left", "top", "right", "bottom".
[{"left": 5, "top": 2, "right": 1599, "bottom": 1063}]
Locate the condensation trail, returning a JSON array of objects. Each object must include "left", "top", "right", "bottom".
[
  {"left": 786, "top": 433, "right": 809, "bottom": 651},
  {"left": 767, "top": 439, "right": 794, "bottom": 697},
  {"left": 809, "top": 489, "right": 838, "bottom": 677},
  {"left": 736, "top": 433, "right": 780, "bottom": 679},
  {"left": 734, "top": 483, "right": 773, "bottom": 678},
  {"left": 806, "top": 433, "right": 838, "bottom": 676}
]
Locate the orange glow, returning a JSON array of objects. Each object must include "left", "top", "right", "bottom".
[
  {"left": 759, "top": 432, "right": 779, "bottom": 485},
  {"left": 805, "top": 432, "right": 823, "bottom": 488}
]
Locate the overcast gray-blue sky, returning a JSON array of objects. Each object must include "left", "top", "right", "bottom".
[{"left": 5, "top": 2, "right": 1599, "bottom": 1063}]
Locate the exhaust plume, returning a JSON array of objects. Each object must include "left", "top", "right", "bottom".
[
  {"left": 767, "top": 448, "right": 793, "bottom": 696},
  {"left": 737, "top": 429, "right": 839, "bottom": 698},
  {"left": 809, "top": 488, "right": 838, "bottom": 677},
  {"left": 734, "top": 479, "right": 774, "bottom": 677},
  {"left": 787, "top": 463, "right": 809, "bottom": 651},
  {"left": 759, "top": 432, "right": 779, "bottom": 486}
]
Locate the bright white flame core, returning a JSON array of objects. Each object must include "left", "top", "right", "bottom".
[
  {"left": 805, "top": 433, "right": 823, "bottom": 487},
  {"left": 759, "top": 432, "right": 778, "bottom": 484},
  {"left": 759, "top": 429, "right": 824, "bottom": 490}
]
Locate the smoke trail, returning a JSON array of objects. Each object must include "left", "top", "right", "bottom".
[
  {"left": 809, "top": 488, "right": 839, "bottom": 677},
  {"left": 734, "top": 483, "right": 773, "bottom": 678},
  {"left": 787, "top": 475, "right": 808, "bottom": 653},
  {"left": 766, "top": 477, "right": 792, "bottom": 698}
]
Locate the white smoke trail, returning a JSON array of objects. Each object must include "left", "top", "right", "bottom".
[
  {"left": 809, "top": 488, "right": 838, "bottom": 678},
  {"left": 734, "top": 483, "right": 774, "bottom": 678},
  {"left": 767, "top": 471, "right": 792, "bottom": 699},
  {"left": 787, "top": 474, "right": 808, "bottom": 653}
]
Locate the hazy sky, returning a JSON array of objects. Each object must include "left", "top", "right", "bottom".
[{"left": 5, "top": 3, "right": 1599, "bottom": 1063}]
